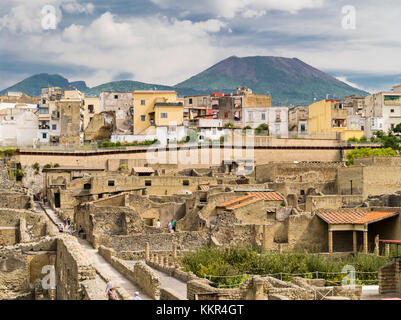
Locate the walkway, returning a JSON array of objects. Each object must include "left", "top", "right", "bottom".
[
  {"left": 37, "top": 202, "right": 151, "bottom": 300},
  {"left": 126, "top": 260, "right": 187, "bottom": 298}
]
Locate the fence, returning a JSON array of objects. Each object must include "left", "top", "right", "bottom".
[{"left": 203, "top": 270, "right": 379, "bottom": 288}]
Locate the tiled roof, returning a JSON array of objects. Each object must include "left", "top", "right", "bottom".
[
  {"left": 199, "top": 185, "right": 210, "bottom": 191},
  {"left": 247, "top": 191, "right": 284, "bottom": 201},
  {"left": 355, "top": 211, "right": 399, "bottom": 224},
  {"left": 226, "top": 198, "right": 262, "bottom": 210},
  {"left": 132, "top": 167, "right": 155, "bottom": 173},
  {"left": 316, "top": 209, "right": 398, "bottom": 225},
  {"left": 217, "top": 195, "right": 254, "bottom": 208}
]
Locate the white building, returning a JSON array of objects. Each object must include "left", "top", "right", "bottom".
[
  {"left": 364, "top": 91, "right": 401, "bottom": 138},
  {"left": 0, "top": 103, "right": 39, "bottom": 147},
  {"left": 268, "top": 106, "right": 289, "bottom": 138}
]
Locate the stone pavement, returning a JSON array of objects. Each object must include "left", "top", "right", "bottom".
[
  {"left": 362, "top": 285, "right": 401, "bottom": 300},
  {"left": 37, "top": 202, "right": 151, "bottom": 300},
  {"left": 126, "top": 260, "right": 187, "bottom": 298}
]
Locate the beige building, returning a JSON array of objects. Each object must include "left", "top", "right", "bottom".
[
  {"left": 133, "top": 91, "right": 180, "bottom": 134},
  {"left": 83, "top": 97, "right": 101, "bottom": 130}
]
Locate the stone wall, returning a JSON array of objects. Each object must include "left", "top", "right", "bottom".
[
  {"left": 55, "top": 236, "right": 97, "bottom": 300},
  {"left": 160, "top": 288, "right": 187, "bottom": 300},
  {"left": 98, "top": 231, "right": 209, "bottom": 252},
  {"left": 379, "top": 258, "right": 401, "bottom": 294},
  {"left": 98, "top": 245, "right": 161, "bottom": 299},
  {"left": 287, "top": 213, "right": 328, "bottom": 252},
  {"left": 305, "top": 195, "right": 363, "bottom": 212}
]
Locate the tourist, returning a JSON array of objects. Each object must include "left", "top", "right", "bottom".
[
  {"left": 69, "top": 224, "right": 74, "bottom": 235},
  {"left": 107, "top": 287, "right": 119, "bottom": 300},
  {"left": 156, "top": 219, "right": 161, "bottom": 228},
  {"left": 168, "top": 221, "right": 172, "bottom": 232},
  {"left": 172, "top": 219, "right": 176, "bottom": 232},
  {"left": 63, "top": 218, "right": 67, "bottom": 227},
  {"left": 105, "top": 278, "right": 113, "bottom": 294},
  {"left": 58, "top": 224, "right": 64, "bottom": 233},
  {"left": 67, "top": 217, "right": 71, "bottom": 226},
  {"left": 131, "top": 292, "right": 142, "bottom": 300}
]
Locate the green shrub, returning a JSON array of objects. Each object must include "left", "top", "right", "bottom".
[
  {"left": 224, "top": 123, "right": 234, "bottom": 128},
  {"left": 346, "top": 147, "right": 397, "bottom": 166},
  {"left": 181, "top": 247, "right": 390, "bottom": 287},
  {"left": 53, "top": 163, "right": 60, "bottom": 168},
  {"left": 43, "top": 164, "right": 52, "bottom": 169},
  {"left": 32, "top": 162, "right": 40, "bottom": 171}
]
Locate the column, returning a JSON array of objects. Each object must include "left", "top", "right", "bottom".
[
  {"left": 328, "top": 230, "right": 333, "bottom": 254},
  {"left": 363, "top": 230, "right": 368, "bottom": 254},
  {"left": 145, "top": 242, "right": 150, "bottom": 261},
  {"left": 353, "top": 231, "right": 357, "bottom": 253},
  {"left": 385, "top": 243, "right": 390, "bottom": 257}
]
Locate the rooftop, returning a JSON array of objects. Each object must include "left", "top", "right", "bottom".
[{"left": 316, "top": 208, "right": 399, "bottom": 225}]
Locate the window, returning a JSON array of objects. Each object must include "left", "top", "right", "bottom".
[
  {"left": 108, "top": 180, "right": 115, "bottom": 187},
  {"left": 141, "top": 115, "right": 146, "bottom": 121},
  {"left": 224, "top": 112, "right": 228, "bottom": 118},
  {"left": 52, "top": 124, "right": 57, "bottom": 130},
  {"left": 276, "top": 112, "right": 281, "bottom": 122},
  {"left": 84, "top": 183, "right": 91, "bottom": 190},
  {"left": 42, "top": 99, "right": 46, "bottom": 104},
  {"left": 300, "top": 190, "right": 305, "bottom": 196},
  {"left": 183, "top": 180, "right": 189, "bottom": 186},
  {"left": 189, "top": 98, "right": 193, "bottom": 105},
  {"left": 114, "top": 95, "right": 118, "bottom": 99},
  {"left": 88, "top": 105, "right": 94, "bottom": 113},
  {"left": 161, "top": 112, "right": 168, "bottom": 119},
  {"left": 300, "top": 124, "right": 306, "bottom": 132},
  {"left": 10, "top": 116, "right": 14, "bottom": 120},
  {"left": 42, "top": 133, "right": 47, "bottom": 139},
  {"left": 261, "top": 113, "right": 266, "bottom": 120},
  {"left": 145, "top": 180, "right": 152, "bottom": 186},
  {"left": 39, "top": 108, "right": 49, "bottom": 114},
  {"left": 141, "top": 99, "right": 146, "bottom": 105},
  {"left": 391, "top": 109, "right": 395, "bottom": 113},
  {"left": 248, "top": 112, "right": 253, "bottom": 120}
]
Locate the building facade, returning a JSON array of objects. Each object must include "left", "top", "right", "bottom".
[
  {"left": 288, "top": 106, "right": 308, "bottom": 137},
  {"left": 308, "top": 99, "right": 364, "bottom": 140},
  {"left": 100, "top": 91, "right": 133, "bottom": 135}
]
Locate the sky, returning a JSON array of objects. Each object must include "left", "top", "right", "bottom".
[{"left": 1, "top": 0, "right": 401, "bottom": 92}]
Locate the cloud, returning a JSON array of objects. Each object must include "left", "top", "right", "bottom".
[
  {"left": 150, "top": 0, "right": 325, "bottom": 18},
  {"left": 335, "top": 76, "right": 364, "bottom": 90},
  {"left": 1, "top": 12, "right": 230, "bottom": 87},
  {"left": 0, "top": 0, "right": 94, "bottom": 34}
]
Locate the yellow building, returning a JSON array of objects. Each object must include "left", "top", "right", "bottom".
[
  {"left": 308, "top": 99, "right": 364, "bottom": 140},
  {"left": 83, "top": 97, "right": 101, "bottom": 129},
  {"left": 133, "top": 91, "right": 181, "bottom": 134}
]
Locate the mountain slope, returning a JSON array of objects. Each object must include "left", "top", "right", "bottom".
[
  {"left": 0, "top": 74, "right": 88, "bottom": 96},
  {"left": 175, "top": 56, "right": 368, "bottom": 105},
  {"left": 85, "top": 80, "right": 206, "bottom": 97}
]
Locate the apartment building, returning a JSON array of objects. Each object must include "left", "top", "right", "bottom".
[
  {"left": 308, "top": 99, "right": 364, "bottom": 140},
  {"left": 364, "top": 90, "right": 401, "bottom": 138}
]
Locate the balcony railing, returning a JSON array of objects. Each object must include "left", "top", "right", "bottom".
[{"left": 39, "top": 125, "right": 50, "bottom": 130}]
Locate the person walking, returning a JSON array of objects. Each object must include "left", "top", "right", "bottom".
[
  {"left": 63, "top": 218, "right": 67, "bottom": 228},
  {"left": 131, "top": 292, "right": 142, "bottom": 300},
  {"left": 168, "top": 220, "right": 172, "bottom": 232},
  {"left": 105, "top": 278, "right": 113, "bottom": 296},
  {"left": 172, "top": 219, "right": 176, "bottom": 232},
  {"left": 67, "top": 217, "right": 71, "bottom": 226},
  {"left": 156, "top": 219, "right": 161, "bottom": 228},
  {"left": 107, "top": 287, "right": 119, "bottom": 300}
]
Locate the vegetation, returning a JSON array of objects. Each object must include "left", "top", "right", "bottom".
[
  {"left": 224, "top": 123, "right": 235, "bottom": 128},
  {"left": 32, "top": 162, "right": 40, "bottom": 175},
  {"left": 243, "top": 126, "right": 252, "bottom": 132},
  {"left": 255, "top": 123, "right": 269, "bottom": 135},
  {"left": 98, "top": 139, "right": 159, "bottom": 148},
  {"left": 0, "top": 148, "right": 18, "bottom": 159},
  {"left": 348, "top": 136, "right": 368, "bottom": 143},
  {"left": 181, "top": 246, "right": 390, "bottom": 288},
  {"left": 43, "top": 162, "right": 61, "bottom": 169},
  {"left": 15, "top": 169, "right": 24, "bottom": 181},
  {"left": 346, "top": 147, "right": 397, "bottom": 166}
]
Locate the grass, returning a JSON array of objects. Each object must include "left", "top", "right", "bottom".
[{"left": 181, "top": 246, "right": 391, "bottom": 288}]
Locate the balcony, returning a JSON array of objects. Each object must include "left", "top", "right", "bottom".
[{"left": 39, "top": 124, "right": 50, "bottom": 130}]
